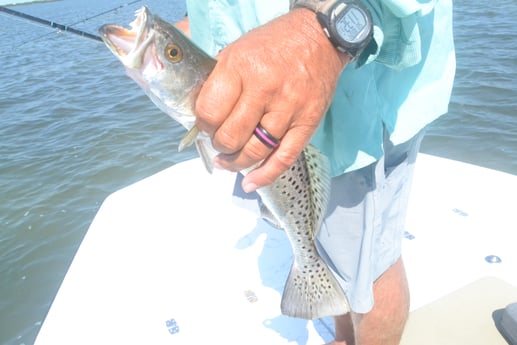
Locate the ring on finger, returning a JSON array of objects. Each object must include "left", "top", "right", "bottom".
[{"left": 253, "top": 123, "right": 280, "bottom": 149}]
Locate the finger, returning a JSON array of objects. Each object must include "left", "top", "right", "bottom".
[
  {"left": 213, "top": 112, "right": 290, "bottom": 171},
  {"left": 240, "top": 128, "right": 310, "bottom": 193},
  {"left": 194, "top": 62, "right": 241, "bottom": 136},
  {"left": 211, "top": 90, "right": 266, "bottom": 154}
]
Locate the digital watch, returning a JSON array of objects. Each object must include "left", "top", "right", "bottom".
[{"left": 292, "top": 0, "right": 373, "bottom": 60}]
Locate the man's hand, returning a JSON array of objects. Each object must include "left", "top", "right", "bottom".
[{"left": 195, "top": 8, "right": 350, "bottom": 192}]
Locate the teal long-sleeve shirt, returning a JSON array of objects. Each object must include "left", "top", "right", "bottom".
[{"left": 185, "top": 0, "right": 455, "bottom": 176}]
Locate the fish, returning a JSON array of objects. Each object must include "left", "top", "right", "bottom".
[{"left": 99, "top": 6, "right": 349, "bottom": 319}]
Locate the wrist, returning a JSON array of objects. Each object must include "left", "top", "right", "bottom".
[{"left": 289, "top": 7, "right": 352, "bottom": 69}]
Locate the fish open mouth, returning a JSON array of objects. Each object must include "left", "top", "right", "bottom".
[{"left": 99, "top": 6, "right": 154, "bottom": 68}]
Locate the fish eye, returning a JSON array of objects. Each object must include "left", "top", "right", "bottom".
[{"left": 165, "top": 43, "right": 182, "bottom": 63}]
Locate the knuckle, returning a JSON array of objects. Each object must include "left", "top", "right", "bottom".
[
  {"left": 245, "top": 141, "right": 268, "bottom": 162},
  {"left": 195, "top": 101, "right": 220, "bottom": 133},
  {"left": 277, "top": 149, "right": 299, "bottom": 169},
  {"left": 213, "top": 129, "right": 242, "bottom": 154}
]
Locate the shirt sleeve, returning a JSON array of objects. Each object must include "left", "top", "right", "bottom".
[{"left": 358, "top": 0, "right": 438, "bottom": 70}]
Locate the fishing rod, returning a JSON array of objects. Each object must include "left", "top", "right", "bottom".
[
  {"left": 0, "top": 6, "right": 102, "bottom": 42},
  {"left": 0, "top": 0, "right": 141, "bottom": 44}
]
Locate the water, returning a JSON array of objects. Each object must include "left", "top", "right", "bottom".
[
  {"left": 0, "top": 0, "right": 515, "bottom": 344},
  {"left": 421, "top": 0, "right": 517, "bottom": 173}
]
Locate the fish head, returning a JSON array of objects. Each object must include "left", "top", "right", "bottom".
[{"left": 99, "top": 6, "right": 216, "bottom": 129}]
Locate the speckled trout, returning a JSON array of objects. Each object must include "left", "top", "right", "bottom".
[{"left": 99, "top": 7, "right": 349, "bottom": 319}]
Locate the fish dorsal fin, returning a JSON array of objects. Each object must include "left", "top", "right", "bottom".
[{"left": 302, "top": 145, "right": 331, "bottom": 240}]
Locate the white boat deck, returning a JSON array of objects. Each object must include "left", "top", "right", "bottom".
[{"left": 34, "top": 154, "right": 517, "bottom": 344}]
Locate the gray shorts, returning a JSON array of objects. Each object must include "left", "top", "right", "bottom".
[
  {"left": 233, "top": 129, "right": 425, "bottom": 314},
  {"left": 316, "top": 129, "right": 424, "bottom": 313}
]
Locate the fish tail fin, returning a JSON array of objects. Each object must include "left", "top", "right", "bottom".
[{"left": 281, "top": 258, "right": 349, "bottom": 320}]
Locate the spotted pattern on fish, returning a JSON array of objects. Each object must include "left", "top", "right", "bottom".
[{"left": 257, "top": 145, "right": 349, "bottom": 319}]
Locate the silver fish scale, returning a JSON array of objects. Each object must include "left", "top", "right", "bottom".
[
  {"left": 277, "top": 153, "right": 335, "bottom": 303},
  {"left": 292, "top": 260, "right": 339, "bottom": 305},
  {"left": 269, "top": 148, "right": 328, "bottom": 242}
]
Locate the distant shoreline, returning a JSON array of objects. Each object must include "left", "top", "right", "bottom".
[{"left": 0, "top": 0, "right": 59, "bottom": 6}]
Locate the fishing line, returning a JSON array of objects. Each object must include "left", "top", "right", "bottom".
[
  {"left": 68, "top": 0, "right": 141, "bottom": 26},
  {"left": 0, "top": 0, "right": 142, "bottom": 47}
]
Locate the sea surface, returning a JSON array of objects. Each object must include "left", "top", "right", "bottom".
[{"left": 0, "top": 0, "right": 516, "bottom": 344}]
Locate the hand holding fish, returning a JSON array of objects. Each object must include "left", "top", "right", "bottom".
[{"left": 194, "top": 9, "right": 350, "bottom": 192}]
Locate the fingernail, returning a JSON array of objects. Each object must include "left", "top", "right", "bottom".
[{"left": 242, "top": 182, "right": 258, "bottom": 194}]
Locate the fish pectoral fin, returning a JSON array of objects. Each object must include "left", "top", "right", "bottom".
[
  {"left": 280, "top": 259, "right": 349, "bottom": 320},
  {"left": 180, "top": 126, "right": 220, "bottom": 174},
  {"left": 178, "top": 126, "right": 200, "bottom": 152}
]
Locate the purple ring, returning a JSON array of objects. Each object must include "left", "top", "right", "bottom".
[{"left": 254, "top": 123, "right": 280, "bottom": 149}]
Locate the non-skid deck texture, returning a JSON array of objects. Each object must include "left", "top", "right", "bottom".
[{"left": 401, "top": 277, "right": 517, "bottom": 345}]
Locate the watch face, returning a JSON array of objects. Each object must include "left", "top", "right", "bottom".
[{"left": 335, "top": 6, "right": 370, "bottom": 44}]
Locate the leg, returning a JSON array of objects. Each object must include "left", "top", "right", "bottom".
[
  {"left": 328, "top": 313, "right": 355, "bottom": 345},
  {"left": 326, "top": 257, "right": 410, "bottom": 345},
  {"left": 353, "top": 257, "right": 410, "bottom": 345}
]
